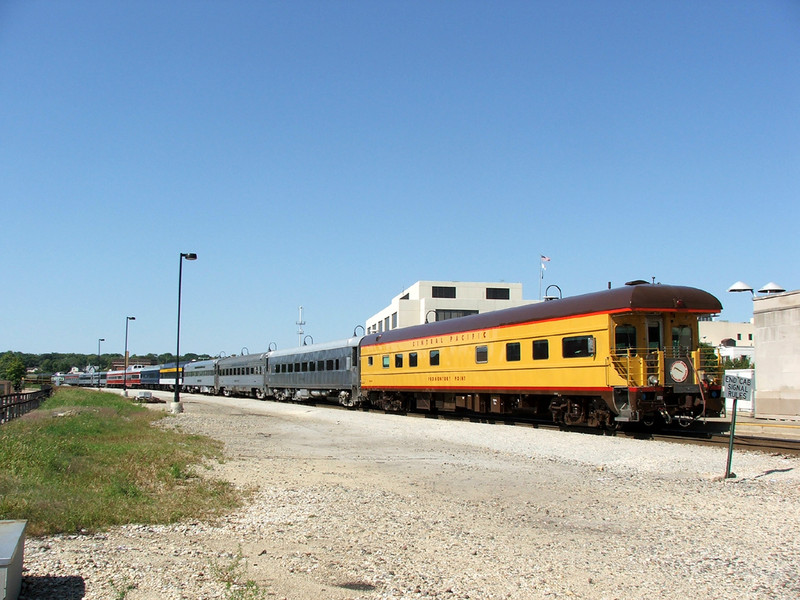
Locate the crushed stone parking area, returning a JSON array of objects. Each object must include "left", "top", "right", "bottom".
[{"left": 20, "top": 393, "right": 800, "bottom": 600}]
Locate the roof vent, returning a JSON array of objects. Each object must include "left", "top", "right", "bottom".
[{"left": 625, "top": 280, "right": 649, "bottom": 286}]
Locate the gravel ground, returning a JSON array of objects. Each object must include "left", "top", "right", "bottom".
[{"left": 19, "top": 392, "right": 800, "bottom": 600}]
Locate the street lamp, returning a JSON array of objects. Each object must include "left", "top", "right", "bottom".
[
  {"left": 123, "top": 317, "right": 135, "bottom": 396},
  {"left": 172, "top": 252, "right": 197, "bottom": 414},
  {"left": 727, "top": 281, "right": 754, "bottom": 296},
  {"left": 97, "top": 338, "right": 105, "bottom": 387}
]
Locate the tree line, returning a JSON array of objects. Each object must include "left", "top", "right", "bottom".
[{"left": 0, "top": 350, "right": 214, "bottom": 377}]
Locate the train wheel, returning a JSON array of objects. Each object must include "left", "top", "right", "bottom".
[
  {"left": 256, "top": 388, "right": 266, "bottom": 400},
  {"left": 222, "top": 388, "right": 231, "bottom": 397}
]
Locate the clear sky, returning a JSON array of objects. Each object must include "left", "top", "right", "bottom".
[{"left": 1, "top": 1, "right": 798, "bottom": 357}]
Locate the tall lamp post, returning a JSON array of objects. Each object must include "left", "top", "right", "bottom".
[
  {"left": 172, "top": 252, "right": 197, "bottom": 414},
  {"left": 123, "top": 316, "right": 135, "bottom": 396},
  {"left": 97, "top": 338, "right": 105, "bottom": 387}
]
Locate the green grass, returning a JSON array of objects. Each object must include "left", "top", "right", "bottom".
[{"left": 0, "top": 388, "right": 241, "bottom": 536}]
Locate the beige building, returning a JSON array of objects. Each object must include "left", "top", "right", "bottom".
[
  {"left": 698, "top": 319, "right": 755, "bottom": 363},
  {"left": 698, "top": 320, "right": 754, "bottom": 348},
  {"left": 366, "top": 281, "right": 535, "bottom": 334},
  {"left": 753, "top": 289, "right": 800, "bottom": 416}
]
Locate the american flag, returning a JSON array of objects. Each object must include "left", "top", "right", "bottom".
[{"left": 540, "top": 255, "right": 550, "bottom": 262}]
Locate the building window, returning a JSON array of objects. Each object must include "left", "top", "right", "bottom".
[
  {"left": 476, "top": 345, "right": 488, "bottom": 364},
  {"left": 436, "top": 309, "right": 478, "bottom": 321},
  {"left": 429, "top": 350, "right": 440, "bottom": 366},
  {"left": 506, "top": 342, "right": 521, "bottom": 362},
  {"left": 486, "top": 287, "right": 510, "bottom": 300},
  {"left": 395, "top": 354, "right": 403, "bottom": 368},
  {"left": 432, "top": 286, "right": 456, "bottom": 298},
  {"left": 737, "top": 333, "right": 742, "bottom": 341},
  {"left": 748, "top": 334, "right": 753, "bottom": 341},
  {"left": 533, "top": 340, "right": 549, "bottom": 360},
  {"left": 562, "top": 336, "right": 595, "bottom": 358},
  {"left": 409, "top": 352, "right": 418, "bottom": 367},
  {"left": 392, "top": 312, "right": 398, "bottom": 329},
  {"left": 384, "top": 316, "right": 390, "bottom": 331}
]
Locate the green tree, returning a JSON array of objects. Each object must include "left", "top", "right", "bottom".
[
  {"left": 0, "top": 354, "right": 27, "bottom": 391},
  {"left": 723, "top": 355, "right": 753, "bottom": 370}
]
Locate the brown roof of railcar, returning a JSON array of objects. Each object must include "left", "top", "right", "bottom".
[{"left": 360, "top": 283, "right": 722, "bottom": 347}]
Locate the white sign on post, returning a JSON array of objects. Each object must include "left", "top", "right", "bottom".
[
  {"left": 723, "top": 369, "right": 755, "bottom": 415},
  {"left": 724, "top": 373, "right": 753, "bottom": 400}
]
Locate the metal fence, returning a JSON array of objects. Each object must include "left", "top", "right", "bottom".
[{"left": 0, "top": 386, "right": 53, "bottom": 424}]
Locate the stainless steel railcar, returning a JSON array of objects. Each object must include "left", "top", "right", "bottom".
[
  {"left": 182, "top": 358, "right": 218, "bottom": 394},
  {"left": 216, "top": 353, "right": 268, "bottom": 398},
  {"left": 267, "top": 337, "right": 362, "bottom": 406}
]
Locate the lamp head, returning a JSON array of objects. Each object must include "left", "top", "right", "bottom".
[
  {"left": 758, "top": 282, "right": 785, "bottom": 294},
  {"left": 182, "top": 252, "right": 198, "bottom": 260},
  {"left": 727, "top": 281, "right": 754, "bottom": 294}
]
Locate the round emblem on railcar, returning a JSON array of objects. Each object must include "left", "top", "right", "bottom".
[{"left": 669, "top": 360, "right": 689, "bottom": 383}]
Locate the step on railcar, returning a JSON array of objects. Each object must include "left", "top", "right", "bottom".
[
  {"left": 359, "top": 282, "right": 724, "bottom": 428},
  {"left": 267, "top": 337, "right": 362, "bottom": 406}
]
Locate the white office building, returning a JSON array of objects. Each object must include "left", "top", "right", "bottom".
[{"left": 365, "top": 281, "right": 536, "bottom": 334}]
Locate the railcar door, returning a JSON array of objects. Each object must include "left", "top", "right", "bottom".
[{"left": 646, "top": 318, "right": 663, "bottom": 351}]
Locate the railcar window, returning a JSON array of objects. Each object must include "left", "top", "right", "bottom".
[
  {"left": 309, "top": 361, "right": 316, "bottom": 372},
  {"left": 476, "top": 345, "right": 488, "bottom": 364},
  {"left": 395, "top": 354, "right": 403, "bottom": 368},
  {"left": 295, "top": 363, "right": 301, "bottom": 372},
  {"left": 318, "top": 360, "right": 324, "bottom": 371},
  {"left": 328, "top": 359, "right": 335, "bottom": 370},
  {"left": 615, "top": 325, "right": 637, "bottom": 354},
  {"left": 430, "top": 350, "right": 440, "bottom": 366},
  {"left": 506, "top": 342, "right": 521, "bottom": 362},
  {"left": 368, "top": 356, "right": 374, "bottom": 367},
  {"left": 301, "top": 362, "right": 308, "bottom": 372},
  {"left": 409, "top": 352, "right": 418, "bottom": 367},
  {"left": 533, "top": 340, "right": 549, "bottom": 360},
  {"left": 562, "top": 336, "right": 595, "bottom": 358},
  {"left": 382, "top": 355, "right": 390, "bottom": 368},
  {"left": 336, "top": 359, "right": 340, "bottom": 370},
  {"left": 671, "top": 325, "right": 692, "bottom": 353}
]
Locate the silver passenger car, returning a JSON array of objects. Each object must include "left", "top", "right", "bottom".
[
  {"left": 182, "top": 358, "right": 218, "bottom": 394},
  {"left": 216, "top": 353, "right": 268, "bottom": 398},
  {"left": 267, "top": 337, "right": 362, "bottom": 406}
]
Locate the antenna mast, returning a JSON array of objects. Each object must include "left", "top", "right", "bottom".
[{"left": 296, "top": 306, "right": 305, "bottom": 347}]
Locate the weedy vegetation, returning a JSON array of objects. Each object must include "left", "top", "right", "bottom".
[{"left": 0, "top": 388, "right": 241, "bottom": 536}]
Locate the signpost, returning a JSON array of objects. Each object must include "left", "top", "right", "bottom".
[{"left": 724, "top": 372, "right": 754, "bottom": 479}]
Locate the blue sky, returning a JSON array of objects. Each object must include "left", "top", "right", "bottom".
[{"left": 1, "top": 1, "right": 798, "bottom": 356}]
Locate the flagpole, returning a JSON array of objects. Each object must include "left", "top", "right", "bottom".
[
  {"left": 539, "top": 255, "right": 550, "bottom": 300},
  {"left": 539, "top": 261, "right": 543, "bottom": 300}
]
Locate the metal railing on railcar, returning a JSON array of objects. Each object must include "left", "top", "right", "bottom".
[{"left": 608, "top": 347, "right": 722, "bottom": 387}]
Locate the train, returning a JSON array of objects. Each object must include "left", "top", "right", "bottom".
[{"left": 54, "top": 281, "right": 726, "bottom": 429}]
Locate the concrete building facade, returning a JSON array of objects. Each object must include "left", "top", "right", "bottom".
[
  {"left": 698, "top": 320, "right": 754, "bottom": 364},
  {"left": 753, "top": 289, "right": 800, "bottom": 416},
  {"left": 365, "top": 281, "right": 535, "bottom": 334}
]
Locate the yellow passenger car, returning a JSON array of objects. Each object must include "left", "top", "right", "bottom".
[{"left": 359, "top": 282, "right": 723, "bottom": 428}]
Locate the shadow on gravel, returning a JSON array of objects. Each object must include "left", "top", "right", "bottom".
[
  {"left": 338, "top": 581, "right": 377, "bottom": 591},
  {"left": 19, "top": 575, "right": 86, "bottom": 599}
]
